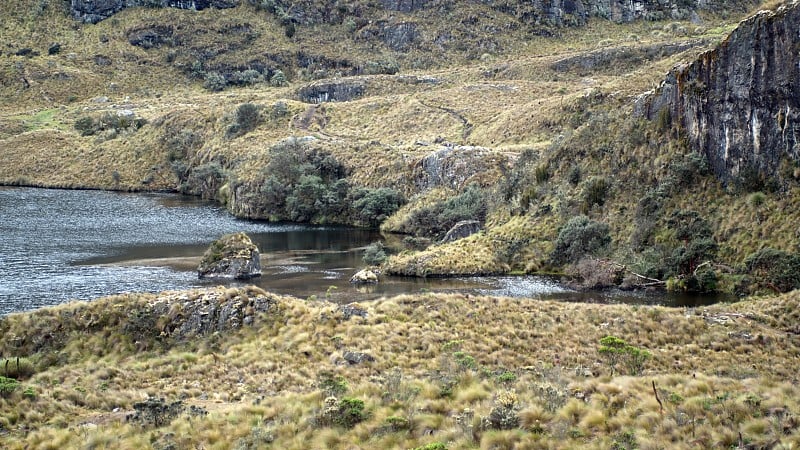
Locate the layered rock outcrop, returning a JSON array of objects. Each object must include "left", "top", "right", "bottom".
[
  {"left": 198, "top": 232, "right": 262, "bottom": 279},
  {"left": 70, "top": 0, "right": 239, "bottom": 24},
  {"left": 637, "top": 2, "right": 800, "bottom": 186}
]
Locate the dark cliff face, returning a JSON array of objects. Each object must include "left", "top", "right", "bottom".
[
  {"left": 638, "top": 2, "right": 800, "bottom": 187},
  {"left": 71, "top": 0, "right": 239, "bottom": 24}
]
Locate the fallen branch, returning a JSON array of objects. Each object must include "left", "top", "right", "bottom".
[{"left": 625, "top": 267, "right": 664, "bottom": 284}]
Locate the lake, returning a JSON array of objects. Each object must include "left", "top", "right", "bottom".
[{"left": 0, "top": 187, "right": 723, "bottom": 315}]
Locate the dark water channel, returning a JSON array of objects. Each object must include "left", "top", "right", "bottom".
[{"left": 0, "top": 187, "right": 725, "bottom": 315}]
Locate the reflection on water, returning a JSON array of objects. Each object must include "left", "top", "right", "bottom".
[{"left": 0, "top": 187, "right": 729, "bottom": 315}]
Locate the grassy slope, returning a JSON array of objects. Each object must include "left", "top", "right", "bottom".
[{"left": 0, "top": 287, "right": 798, "bottom": 448}]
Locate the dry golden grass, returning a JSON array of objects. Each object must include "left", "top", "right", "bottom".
[{"left": 1, "top": 286, "right": 798, "bottom": 448}]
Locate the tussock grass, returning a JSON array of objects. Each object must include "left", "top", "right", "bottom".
[{"left": 0, "top": 287, "right": 798, "bottom": 447}]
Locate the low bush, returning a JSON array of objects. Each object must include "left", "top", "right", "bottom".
[
  {"left": 598, "top": 336, "right": 651, "bottom": 376},
  {"left": 227, "top": 103, "right": 262, "bottom": 138},
  {"left": 362, "top": 242, "right": 387, "bottom": 266},
  {"left": 203, "top": 72, "right": 227, "bottom": 91},
  {"left": 0, "top": 376, "right": 19, "bottom": 398}
]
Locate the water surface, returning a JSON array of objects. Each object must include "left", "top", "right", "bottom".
[{"left": 0, "top": 187, "right": 724, "bottom": 315}]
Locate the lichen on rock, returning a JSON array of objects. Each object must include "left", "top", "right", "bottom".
[{"left": 197, "top": 232, "right": 261, "bottom": 280}]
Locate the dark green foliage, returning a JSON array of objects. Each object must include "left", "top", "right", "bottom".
[
  {"left": 233, "top": 69, "right": 264, "bottom": 86},
  {"left": 736, "top": 165, "right": 780, "bottom": 193},
  {"left": 352, "top": 188, "right": 405, "bottom": 226},
  {"left": 611, "top": 430, "right": 639, "bottom": 450},
  {"left": 534, "top": 163, "right": 550, "bottom": 184},
  {"left": 269, "top": 70, "right": 288, "bottom": 87},
  {"left": 405, "top": 185, "right": 487, "bottom": 240},
  {"left": 666, "top": 210, "right": 717, "bottom": 274},
  {"left": 362, "top": 242, "right": 387, "bottom": 265},
  {"left": 227, "top": 103, "right": 262, "bottom": 138},
  {"left": 255, "top": 139, "right": 382, "bottom": 224},
  {"left": 74, "top": 113, "right": 147, "bottom": 137},
  {"left": 550, "top": 216, "right": 611, "bottom": 265},
  {"left": 744, "top": 248, "right": 800, "bottom": 293}
]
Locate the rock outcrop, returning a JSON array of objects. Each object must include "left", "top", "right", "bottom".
[
  {"left": 637, "top": 2, "right": 800, "bottom": 186},
  {"left": 198, "top": 232, "right": 262, "bottom": 280},
  {"left": 441, "top": 220, "right": 481, "bottom": 243},
  {"left": 413, "top": 146, "right": 510, "bottom": 191},
  {"left": 145, "top": 286, "right": 276, "bottom": 339},
  {"left": 297, "top": 79, "right": 366, "bottom": 103},
  {"left": 70, "top": 0, "right": 239, "bottom": 24}
]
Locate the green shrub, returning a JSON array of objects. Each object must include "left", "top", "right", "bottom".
[
  {"left": 744, "top": 248, "right": 800, "bottom": 293},
  {"left": 318, "top": 372, "right": 348, "bottom": 397},
  {"left": 362, "top": 242, "right": 387, "bottom": 266},
  {"left": 335, "top": 397, "right": 366, "bottom": 428},
  {"left": 413, "top": 443, "right": 447, "bottom": 450},
  {"left": 227, "top": 103, "right": 262, "bottom": 138},
  {"left": 269, "top": 70, "right": 288, "bottom": 87},
  {"left": 234, "top": 69, "right": 264, "bottom": 86},
  {"left": 203, "top": 72, "right": 227, "bottom": 91},
  {"left": 0, "top": 377, "right": 19, "bottom": 397},
  {"left": 551, "top": 216, "right": 611, "bottom": 265},
  {"left": 352, "top": 188, "right": 404, "bottom": 226},
  {"left": 598, "top": 336, "right": 651, "bottom": 376},
  {"left": 22, "top": 386, "right": 36, "bottom": 400},
  {"left": 664, "top": 210, "right": 717, "bottom": 289}
]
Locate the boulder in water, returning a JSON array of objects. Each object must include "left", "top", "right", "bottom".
[
  {"left": 350, "top": 269, "right": 378, "bottom": 284},
  {"left": 198, "top": 232, "right": 261, "bottom": 280}
]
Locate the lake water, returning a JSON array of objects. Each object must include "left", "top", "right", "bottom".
[{"left": 0, "top": 187, "right": 723, "bottom": 315}]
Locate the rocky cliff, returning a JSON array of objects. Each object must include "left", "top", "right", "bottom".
[
  {"left": 70, "top": 0, "right": 740, "bottom": 27},
  {"left": 638, "top": 1, "right": 800, "bottom": 187},
  {"left": 71, "top": 0, "right": 239, "bottom": 23}
]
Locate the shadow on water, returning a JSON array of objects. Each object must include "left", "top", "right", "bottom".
[{"left": 0, "top": 187, "right": 734, "bottom": 314}]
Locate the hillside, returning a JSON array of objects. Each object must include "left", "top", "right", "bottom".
[
  {"left": 0, "top": 286, "right": 798, "bottom": 448},
  {"left": 1, "top": 0, "right": 798, "bottom": 294}
]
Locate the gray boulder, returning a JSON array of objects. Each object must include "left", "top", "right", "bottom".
[
  {"left": 343, "top": 350, "right": 375, "bottom": 365},
  {"left": 441, "top": 220, "right": 481, "bottom": 243},
  {"left": 198, "top": 232, "right": 261, "bottom": 280}
]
